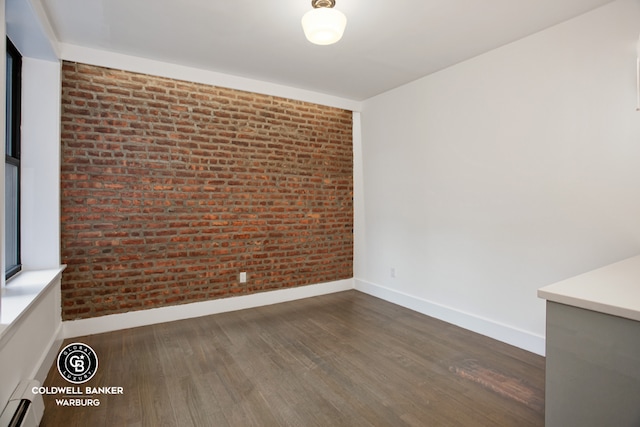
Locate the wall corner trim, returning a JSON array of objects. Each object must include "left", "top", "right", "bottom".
[
  {"left": 63, "top": 279, "right": 354, "bottom": 338},
  {"left": 354, "top": 278, "right": 546, "bottom": 356}
]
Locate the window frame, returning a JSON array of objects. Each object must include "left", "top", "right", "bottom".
[{"left": 5, "top": 37, "right": 22, "bottom": 280}]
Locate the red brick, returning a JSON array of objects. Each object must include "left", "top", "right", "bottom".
[{"left": 60, "top": 61, "right": 353, "bottom": 320}]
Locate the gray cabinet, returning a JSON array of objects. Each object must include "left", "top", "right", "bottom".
[
  {"left": 539, "top": 255, "right": 640, "bottom": 427},
  {"left": 544, "top": 302, "right": 640, "bottom": 427}
]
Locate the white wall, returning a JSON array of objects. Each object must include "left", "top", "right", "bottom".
[
  {"left": 356, "top": 0, "right": 640, "bottom": 355},
  {"left": 0, "top": 58, "right": 64, "bottom": 407},
  {"left": 21, "top": 57, "right": 61, "bottom": 270},
  {"left": 0, "top": 60, "right": 63, "bottom": 405},
  {"left": 0, "top": 0, "right": 63, "bottom": 409}
]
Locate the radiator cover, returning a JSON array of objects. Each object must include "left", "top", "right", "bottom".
[{"left": 0, "top": 380, "right": 44, "bottom": 427}]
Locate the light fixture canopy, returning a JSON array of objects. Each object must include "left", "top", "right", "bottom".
[{"left": 301, "top": 0, "right": 347, "bottom": 46}]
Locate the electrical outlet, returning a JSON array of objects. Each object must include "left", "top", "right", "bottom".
[
  {"left": 390, "top": 268, "right": 396, "bottom": 278},
  {"left": 239, "top": 272, "right": 247, "bottom": 283}
]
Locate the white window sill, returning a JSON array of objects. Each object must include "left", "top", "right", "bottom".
[{"left": 0, "top": 266, "right": 66, "bottom": 343}]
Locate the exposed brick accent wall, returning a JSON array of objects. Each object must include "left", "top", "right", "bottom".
[{"left": 60, "top": 62, "right": 353, "bottom": 320}]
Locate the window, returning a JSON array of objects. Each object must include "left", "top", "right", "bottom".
[{"left": 5, "top": 38, "right": 22, "bottom": 280}]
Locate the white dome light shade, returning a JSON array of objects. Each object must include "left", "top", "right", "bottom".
[{"left": 302, "top": 7, "right": 347, "bottom": 45}]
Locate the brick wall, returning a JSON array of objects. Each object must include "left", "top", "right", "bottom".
[{"left": 60, "top": 62, "right": 353, "bottom": 320}]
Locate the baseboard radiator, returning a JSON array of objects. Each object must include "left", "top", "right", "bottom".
[{"left": 0, "top": 380, "right": 44, "bottom": 427}]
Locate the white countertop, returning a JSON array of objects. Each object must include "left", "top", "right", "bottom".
[{"left": 538, "top": 255, "right": 640, "bottom": 322}]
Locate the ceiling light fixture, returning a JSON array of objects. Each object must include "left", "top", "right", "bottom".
[{"left": 301, "top": 0, "right": 347, "bottom": 46}]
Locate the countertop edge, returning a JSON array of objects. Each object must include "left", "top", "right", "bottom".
[{"left": 538, "top": 254, "right": 640, "bottom": 323}]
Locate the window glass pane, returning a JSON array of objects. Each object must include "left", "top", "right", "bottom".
[
  {"left": 5, "top": 51, "right": 13, "bottom": 156},
  {"left": 5, "top": 163, "right": 19, "bottom": 270},
  {"left": 5, "top": 38, "right": 21, "bottom": 279}
]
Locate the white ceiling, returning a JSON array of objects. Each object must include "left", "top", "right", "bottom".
[{"left": 39, "top": 0, "right": 616, "bottom": 101}]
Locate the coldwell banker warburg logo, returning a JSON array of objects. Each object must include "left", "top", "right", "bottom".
[
  {"left": 31, "top": 342, "right": 125, "bottom": 407},
  {"left": 57, "top": 343, "right": 98, "bottom": 384}
]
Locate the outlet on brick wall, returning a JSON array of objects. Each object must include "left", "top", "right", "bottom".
[{"left": 59, "top": 61, "right": 354, "bottom": 320}]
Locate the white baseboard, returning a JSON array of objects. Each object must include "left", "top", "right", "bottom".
[
  {"left": 62, "top": 277, "right": 546, "bottom": 355},
  {"left": 63, "top": 279, "right": 354, "bottom": 338},
  {"left": 354, "top": 278, "right": 546, "bottom": 356}
]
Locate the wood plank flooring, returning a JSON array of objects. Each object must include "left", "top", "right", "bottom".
[{"left": 40, "top": 290, "right": 545, "bottom": 426}]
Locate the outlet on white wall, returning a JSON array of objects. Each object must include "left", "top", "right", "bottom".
[{"left": 390, "top": 268, "right": 396, "bottom": 278}]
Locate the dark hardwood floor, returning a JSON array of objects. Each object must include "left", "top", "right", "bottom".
[{"left": 40, "top": 290, "right": 544, "bottom": 426}]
